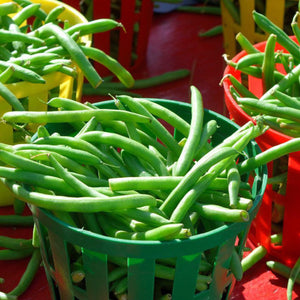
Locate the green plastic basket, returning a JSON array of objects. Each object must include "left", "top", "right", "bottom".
[{"left": 31, "top": 99, "right": 267, "bottom": 300}]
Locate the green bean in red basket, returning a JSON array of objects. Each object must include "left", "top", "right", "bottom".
[
  {"left": 235, "top": 32, "right": 260, "bottom": 54},
  {"left": 292, "top": 12, "right": 300, "bottom": 44},
  {"left": 3, "top": 179, "right": 157, "bottom": 213},
  {"left": 262, "top": 34, "right": 277, "bottom": 92},
  {"left": 35, "top": 23, "right": 101, "bottom": 88},
  {"left": 0, "top": 235, "right": 32, "bottom": 250}
]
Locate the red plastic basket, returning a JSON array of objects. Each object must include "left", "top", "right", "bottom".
[
  {"left": 223, "top": 36, "right": 300, "bottom": 268},
  {"left": 62, "top": 0, "right": 154, "bottom": 75}
]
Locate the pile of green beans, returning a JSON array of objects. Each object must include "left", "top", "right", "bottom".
[
  {"left": 0, "top": 0, "right": 134, "bottom": 111},
  {"left": 1, "top": 86, "right": 300, "bottom": 298},
  {"left": 223, "top": 5, "right": 300, "bottom": 138}
]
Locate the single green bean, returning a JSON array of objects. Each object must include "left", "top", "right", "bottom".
[
  {"left": 36, "top": 23, "right": 101, "bottom": 88},
  {"left": 0, "top": 214, "right": 33, "bottom": 226},
  {"left": 226, "top": 160, "right": 241, "bottom": 208},
  {"left": 266, "top": 260, "right": 300, "bottom": 284},
  {"left": 0, "top": 81, "right": 25, "bottom": 111},
  {"left": 177, "top": 5, "right": 221, "bottom": 15},
  {"left": 235, "top": 32, "right": 260, "bottom": 54},
  {"left": 199, "top": 25, "right": 223, "bottom": 37},
  {"left": 13, "top": 3, "right": 41, "bottom": 26},
  {"left": 287, "top": 256, "right": 300, "bottom": 300},
  {"left": 173, "top": 86, "right": 203, "bottom": 176},
  {"left": 8, "top": 248, "right": 41, "bottom": 297},
  {"left": 2, "top": 109, "right": 151, "bottom": 125},
  {"left": 0, "top": 236, "right": 33, "bottom": 250},
  {"left": 44, "top": 5, "right": 65, "bottom": 24},
  {"left": 3, "top": 179, "right": 157, "bottom": 212},
  {"left": 0, "top": 247, "right": 34, "bottom": 260},
  {"left": 262, "top": 34, "right": 276, "bottom": 92},
  {"left": 0, "top": 2, "right": 18, "bottom": 16},
  {"left": 241, "top": 245, "right": 267, "bottom": 272}
]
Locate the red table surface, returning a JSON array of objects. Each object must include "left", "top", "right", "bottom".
[{"left": 1, "top": 8, "right": 300, "bottom": 300}]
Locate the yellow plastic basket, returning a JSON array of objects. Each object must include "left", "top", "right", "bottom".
[
  {"left": 221, "top": 0, "right": 299, "bottom": 58},
  {"left": 0, "top": 0, "right": 91, "bottom": 206}
]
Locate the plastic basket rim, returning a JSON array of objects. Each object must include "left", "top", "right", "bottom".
[
  {"left": 30, "top": 98, "right": 268, "bottom": 255},
  {"left": 223, "top": 35, "right": 298, "bottom": 143}
]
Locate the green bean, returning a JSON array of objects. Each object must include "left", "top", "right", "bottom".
[
  {"left": 253, "top": 10, "right": 300, "bottom": 61},
  {"left": 80, "top": 131, "right": 169, "bottom": 176},
  {"left": 0, "top": 214, "right": 33, "bottom": 226},
  {"left": 266, "top": 260, "right": 300, "bottom": 284},
  {"left": 0, "top": 81, "right": 25, "bottom": 111},
  {"left": 117, "top": 208, "right": 171, "bottom": 227},
  {"left": 262, "top": 34, "right": 277, "bottom": 92},
  {"left": 287, "top": 256, "right": 300, "bottom": 300},
  {"left": 36, "top": 23, "right": 101, "bottom": 88},
  {"left": 3, "top": 179, "right": 157, "bottom": 213},
  {"left": 235, "top": 32, "right": 260, "bottom": 54},
  {"left": 173, "top": 86, "right": 203, "bottom": 176},
  {"left": 13, "top": 3, "right": 41, "bottom": 26},
  {"left": 0, "top": 2, "right": 18, "bottom": 16},
  {"left": 272, "top": 89, "right": 300, "bottom": 110},
  {"left": 0, "top": 247, "right": 34, "bottom": 260},
  {"left": 0, "top": 66, "right": 14, "bottom": 83},
  {"left": 221, "top": 74, "right": 258, "bottom": 99},
  {"left": 86, "top": 69, "right": 190, "bottom": 91},
  {"left": 109, "top": 176, "right": 181, "bottom": 192},
  {"left": 47, "top": 97, "right": 93, "bottom": 111},
  {"left": 44, "top": 5, "right": 65, "bottom": 24},
  {"left": 9, "top": 53, "right": 60, "bottom": 67},
  {"left": 192, "top": 202, "right": 249, "bottom": 223},
  {"left": 48, "top": 154, "right": 104, "bottom": 198},
  {"left": 115, "top": 223, "right": 184, "bottom": 241},
  {"left": 8, "top": 248, "right": 41, "bottom": 297},
  {"left": 241, "top": 245, "right": 267, "bottom": 272},
  {"left": 199, "top": 190, "right": 252, "bottom": 211},
  {"left": 2, "top": 109, "right": 151, "bottom": 125},
  {"left": 199, "top": 25, "right": 223, "bottom": 37},
  {"left": 177, "top": 5, "right": 221, "bottom": 15},
  {"left": 226, "top": 160, "right": 241, "bottom": 208},
  {"left": 238, "top": 138, "right": 300, "bottom": 174},
  {"left": 12, "top": 0, "right": 47, "bottom": 20},
  {"left": 0, "top": 236, "right": 33, "bottom": 250},
  {"left": 291, "top": 12, "right": 300, "bottom": 44}
]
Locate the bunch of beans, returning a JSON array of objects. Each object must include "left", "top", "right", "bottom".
[
  {"left": 1, "top": 86, "right": 300, "bottom": 298},
  {"left": 223, "top": 3, "right": 300, "bottom": 138},
  {"left": 0, "top": 0, "right": 134, "bottom": 111}
]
